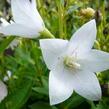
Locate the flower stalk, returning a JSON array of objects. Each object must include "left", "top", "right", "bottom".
[
  {"left": 56, "top": 0, "right": 66, "bottom": 39},
  {"left": 40, "top": 28, "right": 55, "bottom": 38}
]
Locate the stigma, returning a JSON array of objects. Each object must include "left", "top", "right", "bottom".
[{"left": 63, "top": 56, "right": 81, "bottom": 69}]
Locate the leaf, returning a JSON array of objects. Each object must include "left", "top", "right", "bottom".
[
  {"left": 32, "top": 76, "right": 49, "bottom": 96},
  {"left": 29, "top": 102, "right": 57, "bottom": 109},
  {"left": 0, "top": 78, "right": 33, "bottom": 109},
  {"left": 0, "top": 36, "right": 15, "bottom": 53},
  {"left": 63, "top": 93, "right": 85, "bottom": 109},
  {"left": 32, "top": 87, "right": 48, "bottom": 96},
  {"left": 95, "top": 100, "right": 109, "bottom": 109}
]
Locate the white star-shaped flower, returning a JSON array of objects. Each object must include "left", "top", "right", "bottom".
[
  {"left": 40, "top": 20, "right": 109, "bottom": 105},
  {"left": 0, "top": 81, "right": 8, "bottom": 102},
  {"left": 0, "top": 0, "right": 45, "bottom": 38}
]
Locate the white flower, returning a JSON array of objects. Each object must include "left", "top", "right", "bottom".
[
  {"left": 40, "top": 20, "right": 109, "bottom": 105},
  {"left": 0, "top": 18, "right": 10, "bottom": 27},
  {"left": 0, "top": 18, "right": 19, "bottom": 49},
  {"left": 0, "top": 0, "right": 45, "bottom": 38},
  {"left": 0, "top": 81, "right": 8, "bottom": 102}
]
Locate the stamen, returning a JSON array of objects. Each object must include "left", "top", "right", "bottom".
[{"left": 64, "top": 56, "right": 80, "bottom": 69}]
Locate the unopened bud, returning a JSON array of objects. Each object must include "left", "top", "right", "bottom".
[{"left": 80, "top": 7, "right": 95, "bottom": 18}]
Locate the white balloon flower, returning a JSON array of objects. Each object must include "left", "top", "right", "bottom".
[
  {"left": 40, "top": 20, "right": 109, "bottom": 105},
  {"left": 0, "top": 81, "right": 8, "bottom": 102},
  {"left": 0, "top": 0, "right": 45, "bottom": 38}
]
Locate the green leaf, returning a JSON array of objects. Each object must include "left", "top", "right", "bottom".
[
  {"left": 29, "top": 102, "right": 57, "bottom": 109},
  {"left": 95, "top": 100, "right": 109, "bottom": 109},
  {"left": 33, "top": 76, "right": 49, "bottom": 96},
  {"left": 32, "top": 87, "right": 48, "bottom": 96},
  {"left": 0, "top": 78, "right": 33, "bottom": 109},
  {"left": 0, "top": 36, "right": 15, "bottom": 53},
  {"left": 63, "top": 93, "right": 85, "bottom": 109}
]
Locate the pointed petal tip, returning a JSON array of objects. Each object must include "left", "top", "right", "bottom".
[
  {"left": 91, "top": 19, "right": 96, "bottom": 23},
  {"left": 88, "top": 19, "right": 97, "bottom": 34},
  {"left": 94, "top": 90, "right": 102, "bottom": 101},
  {"left": 50, "top": 100, "right": 56, "bottom": 106},
  {"left": 50, "top": 102, "right": 59, "bottom": 106},
  {"left": 49, "top": 98, "right": 63, "bottom": 106},
  {"left": 88, "top": 88, "right": 102, "bottom": 101},
  {"left": 89, "top": 19, "right": 96, "bottom": 27},
  {"left": 39, "top": 39, "right": 44, "bottom": 43},
  {"left": 39, "top": 39, "right": 47, "bottom": 47},
  {"left": 49, "top": 90, "right": 73, "bottom": 106}
]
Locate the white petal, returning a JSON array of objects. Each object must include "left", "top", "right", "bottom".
[
  {"left": 0, "top": 81, "right": 8, "bottom": 102},
  {"left": 40, "top": 39, "right": 68, "bottom": 70},
  {"left": 49, "top": 58, "right": 76, "bottom": 105},
  {"left": 0, "top": 18, "right": 9, "bottom": 27},
  {"left": 68, "top": 20, "right": 96, "bottom": 56},
  {"left": 30, "top": 0, "right": 37, "bottom": 10},
  {"left": 79, "top": 49, "right": 109, "bottom": 72},
  {"left": 11, "top": 0, "right": 44, "bottom": 29},
  {"left": 0, "top": 24, "right": 39, "bottom": 38},
  {"left": 49, "top": 71, "right": 73, "bottom": 105},
  {"left": 71, "top": 70, "right": 101, "bottom": 101}
]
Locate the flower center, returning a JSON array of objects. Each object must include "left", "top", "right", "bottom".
[{"left": 63, "top": 56, "right": 80, "bottom": 70}]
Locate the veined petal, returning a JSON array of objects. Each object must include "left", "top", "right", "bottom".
[
  {"left": 0, "top": 23, "right": 39, "bottom": 38},
  {"left": 71, "top": 70, "right": 101, "bottom": 101},
  {"left": 79, "top": 49, "right": 109, "bottom": 72},
  {"left": 11, "top": 0, "right": 44, "bottom": 29},
  {"left": 49, "top": 71, "right": 73, "bottom": 105},
  {"left": 68, "top": 20, "right": 96, "bottom": 56},
  {"left": 0, "top": 81, "right": 8, "bottom": 102},
  {"left": 40, "top": 39, "right": 68, "bottom": 70}
]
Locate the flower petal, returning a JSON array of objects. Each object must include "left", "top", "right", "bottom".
[
  {"left": 0, "top": 18, "right": 9, "bottom": 27},
  {"left": 11, "top": 0, "right": 44, "bottom": 28},
  {"left": 40, "top": 39, "right": 68, "bottom": 70},
  {"left": 0, "top": 81, "right": 8, "bottom": 102},
  {"left": 68, "top": 20, "right": 96, "bottom": 55},
  {"left": 49, "top": 58, "right": 76, "bottom": 105},
  {"left": 49, "top": 71, "right": 73, "bottom": 105},
  {"left": 71, "top": 70, "right": 101, "bottom": 101},
  {"left": 0, "top": 23, "right": 39, "bottom": 38},
  {"left": 79, "top": 49, "right": 109, "bottom": 72}
]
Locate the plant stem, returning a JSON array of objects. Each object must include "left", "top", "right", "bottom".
[
  {"left": 56, "top": 0, "right": 65, "bottom": 39},
  {"left": 87, "top": 101, "right": 96, "bottom": 109},
  {"left": 40, "top": 28, "right": 55, "bottom": 38}
]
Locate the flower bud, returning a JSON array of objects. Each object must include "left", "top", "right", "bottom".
[{"left": 80, "top": 7, "right": 95, "bottom": 18}]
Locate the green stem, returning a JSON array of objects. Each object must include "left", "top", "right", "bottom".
[
  {"left": 40, "top": 28, "right": 55, "bottom": 38},
  {"left": 87, "top": 101, "right": 96, "bottom": 109},
  {"left": 56, "top": 0, "right": 65, "bottom": 39}
]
